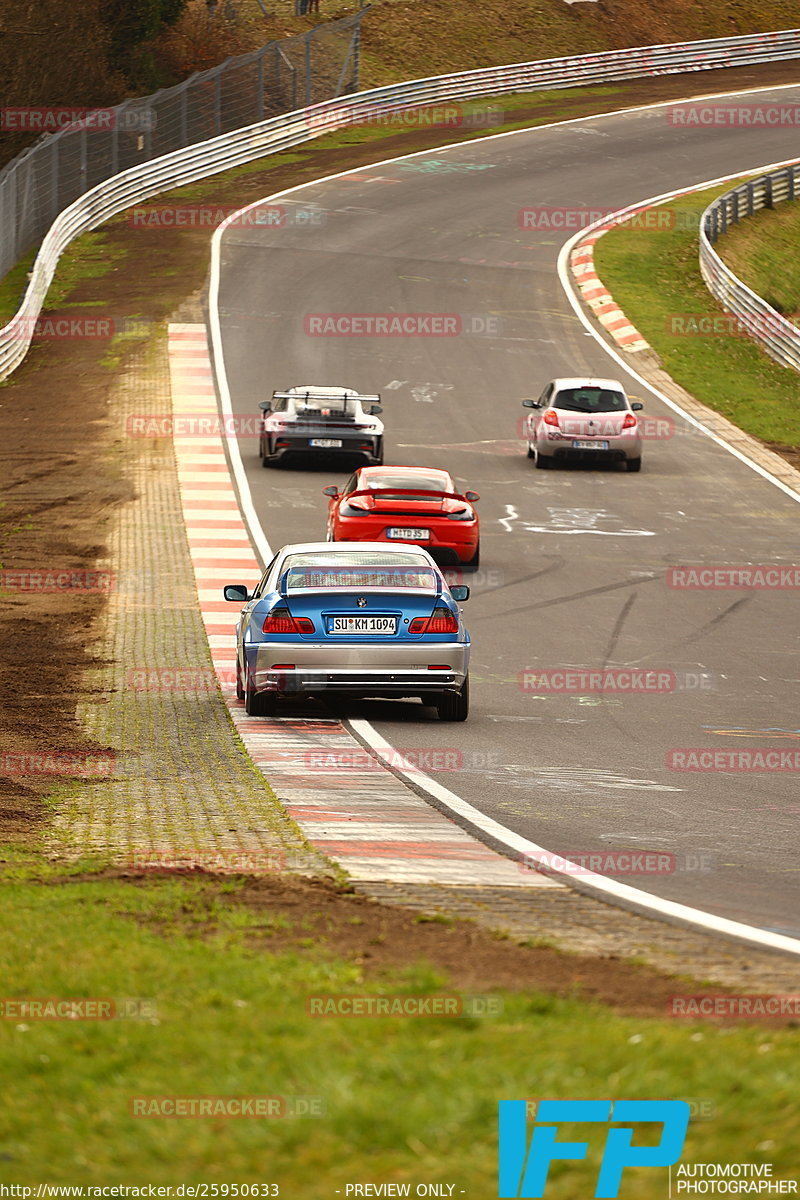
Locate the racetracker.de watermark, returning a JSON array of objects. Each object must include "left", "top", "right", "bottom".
[
  {"left": 127, "top": 668, "right": 226, "bottom": 691},
  {"left": 304, "top": 100, "right": 502, "bottom": 131},
  {"left": 0, "top": 106, "right": 155, "bottom": 132},
  {"left": 0, "top": 997, "right": 156, "bottom": 1020},
  {"left": 666, "top": 102, "right": 800, "bottom": 127},
  {"left": 518, "top": 206, "right": 693, "bottom": 231},
  {"left": 519, "top": 850, "right": 714, "bottom": 876},
  {"left": 130, "top": 1095, "right": 324, "bottom": 1118},
  {"left": 666, "top": 313, "right": 792, "bottom": 338},
  {"left": 11, "top": 316, "right": 121, "bottom": 340},
  {"left": 299, "top": 748, "right": 500, "bottom": 773},
  {"left": 519, "top": 668, "right": 676, "bottom": 693},
  {"left": 125, "top": 850, "right": 284, "bottom": 873},
  {"left": 127, "top": 203, "right": 325, "bottom": 229},
  {"left": 126, "top": 414, "right": 261, "bottom": 438},
  {"left": 306, "top": 993, "right": 502, "bottom": 1017},
  {"left": 0, "top": 569, "right": 115, "bottom": 592},
  {"left": 668, "top": 994, "right": 800, "bottom": 1018},
  {"left": 515, "top": 414, "right": 683, "bottom": 440},
  {"left": 667, "top": 565, "right": 800, "bottom": 589},
  {"left": 667, "top": 749, "right": 800, "bottom": 772},
  {"left": 303, "top": 313, "right": 501, "bottom": 337},
  {"left": 0, "top": 753, "right": 116, "bottom": 778}
]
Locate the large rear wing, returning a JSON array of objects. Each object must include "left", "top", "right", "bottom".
[
  {"left": 345, "top": 488, "right": 472, "bottom": 503},
  {"left": 262, "top": 389, "right": 382, "bottom": 412}
]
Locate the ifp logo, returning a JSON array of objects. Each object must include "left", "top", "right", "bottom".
[{"left": 498, "top": 1099, "right": 690, "bottom": 1198}]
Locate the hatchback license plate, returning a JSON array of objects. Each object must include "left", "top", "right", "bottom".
[
  {"left": 330, "top": 616, "right": 397, "bottom": 635},
  {"left": 310, "top": 438, "right": 342, "bottom": 448},
  {"left": 388, "top": 527, "right": 430, "bottom": 539},
  {"left": 573, "top": 440, "right": 609, "bottom": 450}
]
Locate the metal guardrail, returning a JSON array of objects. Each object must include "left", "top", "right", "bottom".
[
  {"left": 700, "top": 164, "right": 800, "bottom": 372},
  {"left": 0, "top": 12, "right": 364, "bottom": 284},
  {"left": 3, "top": 27, "right": 800, "bottom": 380}
]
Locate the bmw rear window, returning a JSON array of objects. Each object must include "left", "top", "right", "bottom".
[{"left": 283, "top": 552, "right": 437, "bottom": 591}]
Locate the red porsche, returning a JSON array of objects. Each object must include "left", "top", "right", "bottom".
[{"left": 324, "top": 466, "right": 481, "bottom": 567}]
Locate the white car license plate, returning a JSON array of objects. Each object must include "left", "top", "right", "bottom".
[
  {"left": 573, "top": 440, "right": 609, "bottom": 450},
  {"left": 309, "top": 438, "right": 342, "bottom": 448},
  {"left": 330, "top": 616, "right": 397, "bottom": 635},
  {"left": 388, "top": 527, "right": 430, "bottom": 540}
]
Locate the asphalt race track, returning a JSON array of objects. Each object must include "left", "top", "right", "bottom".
[{"left": 214, "top": 85, "right": 800, "bottom": 939}]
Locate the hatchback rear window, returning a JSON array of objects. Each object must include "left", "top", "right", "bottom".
[{"left": 555, "top": 388, "right": 627, "bottom": 413}]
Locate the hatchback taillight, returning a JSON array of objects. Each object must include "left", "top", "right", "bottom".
[
  {"left": 262, "top": 608, "right": 314, "bottom": 634},
  {"left": 622, "top": 412, "right": 637, "bottom": 429},
  {"left": 409, "top": 607, "right": 458, "bottom": 634},
  {"left": 543, "top": 409, "right": 560, "bottom": 427}
]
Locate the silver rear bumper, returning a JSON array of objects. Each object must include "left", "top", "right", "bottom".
[{"left": 246, "top": 640, "right": 469, "bottom": 695}]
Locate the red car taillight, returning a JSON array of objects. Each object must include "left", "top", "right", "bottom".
[
  {"left": 543, "top": 409, "right": 560, "bottom": 427},
  {"left": 409, "top": 607, "right": 459, "bottom": 634},
  {"left": 262, "top": 608, "right": 315, "bottom": 634},
  {"left": 622, "top": 412, "right": 637, "bottom": 429}
]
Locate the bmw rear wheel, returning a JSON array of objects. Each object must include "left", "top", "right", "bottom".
[
  {"left": 436, "top": 676, "right": 469, "bottom": 722},
  {"left": 244, "top": 669, "right": 276, "bottom": 717}
]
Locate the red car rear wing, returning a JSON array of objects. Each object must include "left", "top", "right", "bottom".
[{"left": 342, "top": 488, "right": 472, "bottom": 503}]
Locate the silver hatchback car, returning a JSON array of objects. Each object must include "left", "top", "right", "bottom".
[{"left": 522, "top": 377, "right": 644, "bottom": 471}]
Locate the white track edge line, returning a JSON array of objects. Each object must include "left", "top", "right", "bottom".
[
  {"left": 208, "top": 85, "right": 800, "bottom": 956},
  {"left": 349, "top": 719, "right": 800, "bottom": 955}
]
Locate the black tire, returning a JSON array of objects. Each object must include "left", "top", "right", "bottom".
[
  {"left": 527, "top": 445, "right": 535, "bottom": 459},
  {"left": 627, "top": 457, "right": 642, "bottom": 473},
  {"left": 244, "top": 670, "right": 276, "bottom": 717},
  {"left": 535, "top": 450, "right": 552, "bottom": 469},
  {"left": 463, "top": 543, "right": 480, "bottom": 570},
  {"left": 436, "top": 676, "right": 469, "bottom": 722},
  {"left": 235, "top": 658, "right": 245, "bottom": 701}
]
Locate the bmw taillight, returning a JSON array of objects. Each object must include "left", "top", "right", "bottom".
[
  {"left": 262, "top": 608, "right": 315, "bottom": 634},
  {"left": 622, "top": 412, "right": 637, "bottom": 429},
  {"left": 409, "top": 607, "right": 458, "bottom": 634},
  {"left": 543, "top": 409, "right": 560, "bottom": 427}
]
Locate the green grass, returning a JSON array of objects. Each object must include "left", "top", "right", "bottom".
[
  {"left": 0, "top": 231, "right": 126, "bottom": 326},
  {"left": 593, "top": 183, "right": 800, "bottom": 449},
  {"left": 0, "top": 871, "right": 797, "bottom": 1189},
  {"left": 717, "top": 197, "right": 800, "bottom": 321}
]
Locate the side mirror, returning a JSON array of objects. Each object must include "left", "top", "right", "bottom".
[
  {"left": 322, "top": 485, "right": 339, "bottom": 497},
  {"left": 464, "top": 491, "right": 480, "bottom": 502},
  {"left": 259, "top": 400, "right": 272, "bottom": 412},
  {"left": 631, "top": 401, "right": 644, "bottom": 411},
  {"left": 369, "top": 404, "right": 383, "bottom": 415},
  {"left": 223, "top": 584, "right": 250, "bottom": 602},
  {"left": 450, "top": 585, "right": 470, "bottom": 602},
  {"left": 521, "top": 398, "right": 539, "bottom": 409}
]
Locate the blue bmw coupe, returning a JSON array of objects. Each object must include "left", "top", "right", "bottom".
[{"left": 224, "top": 542, "right": 471, "bottom": 720}]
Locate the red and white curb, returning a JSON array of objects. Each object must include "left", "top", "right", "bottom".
[
  {"left": 168, "top": 323, "right": 561, "bottom": 889},
  {"left": 570, "top": 226, "right": 650, "bottom": 353}
]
